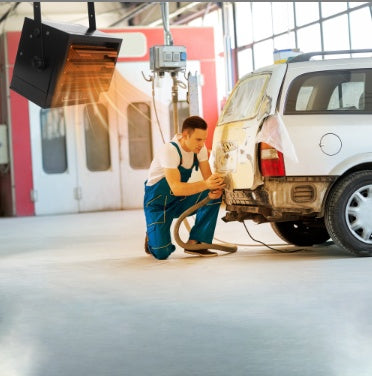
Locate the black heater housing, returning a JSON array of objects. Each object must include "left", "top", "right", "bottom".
[{"left": 10, "top": 5, "right": 122, "bottom": 108}]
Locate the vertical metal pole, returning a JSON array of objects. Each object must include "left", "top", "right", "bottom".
[
  {"left": 250, "top": 2, "right": 255, "bottom": 71},
  {"left": 171, "top": 73, "right": 179, "bottom": 135},
  {"left": 3, "top": 35, "right": 16, "bottom": 215},
  {"left": 346, "top": 2, "right": 352, "bottom": 51},
  {"left": 221, "top": 2, "right": 233, "bottom": 95},
  {"left": 318, "top": 2, "right": 324, "bottom": 55},
  {"left": 188, "top": 72, "right": 200, "bottom": 116},
  {"left": 160, "top": 2, "right": 178, "bottom": 134},
  {"left": 293, "top": 2, "right": 298, "bottom": 49},
  {"left": 161, "top": 2, "right": 173, "bottom": 46},
  {"left": 231, "top": 2, "right": 238, "bottom": 83}
]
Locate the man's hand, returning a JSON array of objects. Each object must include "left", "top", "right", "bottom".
[
  {"left": 208, "top": 189, "right": 223, "bottom": 199},
  {"left": 205, "top": 173, "right": 226, "bottom": 191}
]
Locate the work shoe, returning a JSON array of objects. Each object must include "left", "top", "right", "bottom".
[{"left": 184, "top": 248, "right": 218, "bottom": 257}]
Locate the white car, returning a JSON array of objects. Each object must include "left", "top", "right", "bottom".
[{"left": 212, "top": 50, "right": 372, "bottom": 256}]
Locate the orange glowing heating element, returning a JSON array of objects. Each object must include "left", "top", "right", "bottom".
[{"left": 53, "top": 44, "right": 119, "bottom": 106}]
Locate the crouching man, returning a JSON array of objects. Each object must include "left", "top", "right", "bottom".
[{"left": 144, "top": 116, "right": 225, "bottom": 260}]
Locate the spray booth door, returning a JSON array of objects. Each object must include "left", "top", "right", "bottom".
[
  {"left": 114, "top": 60, "right": 202, "bottom": 209},
  {"left": 29, "top": 101, "right": 121, "bottom": 215}
]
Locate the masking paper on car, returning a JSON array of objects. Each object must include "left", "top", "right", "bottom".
[
  {"left": 256, "top": 113, "right": 298, "bottom": 162},
  {"left": 211, "top": 141, "right": 237, "bottom": 191},
  {"left": 211, "top": 122, "right": 256, "bottom": 191}
]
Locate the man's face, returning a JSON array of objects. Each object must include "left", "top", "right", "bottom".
[{"left": 183, "top": 128, "right": 207, "bottom": 153}]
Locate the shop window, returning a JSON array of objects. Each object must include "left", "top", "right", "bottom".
[
  {"left": 235, "top": 2, "right": 253, "bottom": 46},
  {"left": 274, "top": 32, "right": 296, "bottom": 52},
  {"left": 272, "top": 2, "right": 294, "bottom": 35},
  {"left": 84, "top": 103, "right": 111, "bottom": 171},
  {"left": 350, "top": 7, "right": 372, "bottom": 50},
  {"left": 321, "top": 2, "right": 347, "bottom": 18},
  {"left": 238, "top": 48, "right": 253, "bottom": 79},
  {"left": 323, "top": 15, "right": 350, "bottom": 51},
  {"left": 295, "top": 2, "right": 319, "bottom": 27},
  {"left": 348, "top": 2, "right": 368, "bottom": 9},
  {"left": 128, "top": 102, "right": 152, "bottom": 169},
  {"left": 40, "top": 108, "right": 67, "bottom": 174},
  {"left": 297, "top": 24, "right": 321, "bottom": 53},
  {"left": 253, "top": 39, "right": 274, "bottom": 69},
  {"left": 252, "top": 2, "right": 273, "bottom": 41}
]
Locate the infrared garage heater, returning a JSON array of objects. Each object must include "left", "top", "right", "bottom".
[{"left": 10, "top": 2, "right": 122, "bottom": 108}]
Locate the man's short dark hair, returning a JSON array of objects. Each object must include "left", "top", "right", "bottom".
[{"left": 182, "top": 116, "right": 207, "bottom": 133}]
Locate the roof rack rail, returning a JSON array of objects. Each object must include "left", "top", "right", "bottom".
[{"left": 288, "top": 49, "right": 372, "bottom": 63}]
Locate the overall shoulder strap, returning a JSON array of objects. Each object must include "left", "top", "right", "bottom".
[
  {"left": 170, "top": 141, "right": 182, "bottom": 165},
  {"left": 170, "top": 141, "right": 199, "bottom": 171},
  {"left": 193, "top": 153, "right": 199, "bottom": 171}
]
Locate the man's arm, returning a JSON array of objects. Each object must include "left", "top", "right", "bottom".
[
  {"left": 164, "top": 167, "right": 225, "bottom": 196},
  {"left": 199, "top": 160, "right": 224, "bottom": 199},
  {"left": 198, "top": 160, "right": 212, "bottom": 180}
]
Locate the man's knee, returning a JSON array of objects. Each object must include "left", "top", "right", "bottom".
[
  {"left": 146, "top": 226, "right": 175, "bottom": 260},
  {"left": 149, "top": 244, "right": 175, "bottom": 260}
]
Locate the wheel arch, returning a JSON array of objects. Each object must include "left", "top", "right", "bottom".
[
  {"left": 320, "top": 162, "right": 372, "bottom": 216},
  {"left": 329, "top": 153, "right": 372, "bottom": 176}
]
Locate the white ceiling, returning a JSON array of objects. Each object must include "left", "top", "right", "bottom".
[
  {"left": 1, "top": 2, "right": 134, "bottom": 31},
  {"left": 0, "top": 2, "right": 210, "bottom": 32}
]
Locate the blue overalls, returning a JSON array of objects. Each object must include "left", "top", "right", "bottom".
[{"left": 144, "top": 142, "right": 222, "bottom": 260}]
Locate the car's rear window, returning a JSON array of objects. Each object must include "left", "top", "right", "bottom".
[
  {"left": 219, "top": 74, "right": 270, "bottom": 124},
  {"left": 285, "top": 69, "right": 372, "bottom": 114}
]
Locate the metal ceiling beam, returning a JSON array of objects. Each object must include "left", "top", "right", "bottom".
[
  {"left": 170, "top": 2, "right": 219, "bottom": 25},
  {"left": 108, "top": 3, "right": 155, "bottom": 27},
  {"left": 147, "top": 2, "right": 206, "bottom": 27}
]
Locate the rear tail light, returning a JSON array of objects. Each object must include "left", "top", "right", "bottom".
[{"left": 259, "top": 142, "right": 286, "bottom": 177}]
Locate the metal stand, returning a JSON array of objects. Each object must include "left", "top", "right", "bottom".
[{"left": 171, "top": 73, "right": 179, "bottom": 135}]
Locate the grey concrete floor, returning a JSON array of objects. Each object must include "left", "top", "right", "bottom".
[{"left": 1, "top": 208, "right": 372, "bottom": 376}]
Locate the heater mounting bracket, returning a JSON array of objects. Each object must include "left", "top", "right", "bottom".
[{"left": 32, "top": 2, "right": 97, "bottom": 69}]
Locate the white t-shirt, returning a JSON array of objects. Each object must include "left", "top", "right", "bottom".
[{"left": 146, "top": 135, "right": 208, "bottom": 186}]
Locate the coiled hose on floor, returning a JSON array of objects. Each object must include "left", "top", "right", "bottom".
[{"left": 173, "top": 196, "right": 238, "bottom": 253}]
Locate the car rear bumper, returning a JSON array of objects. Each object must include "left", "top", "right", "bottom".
[{"left": 223, "top": 176, "right": 336, "bottom": 223}]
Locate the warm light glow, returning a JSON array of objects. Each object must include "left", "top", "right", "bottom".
[{"left": 52, "top": 44, "right": 119, "bottom": 107}]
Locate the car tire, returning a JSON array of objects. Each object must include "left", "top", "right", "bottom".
[
  {"left": 325, "top": 170, "right": 372, "bottom": 257},
  {"left": 271, "top": 219, "right": 330, "bottom": 246}
]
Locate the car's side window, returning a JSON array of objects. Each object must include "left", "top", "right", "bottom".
[{"left": 285, "top": 69, "right": 372, "bottom": 114}]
